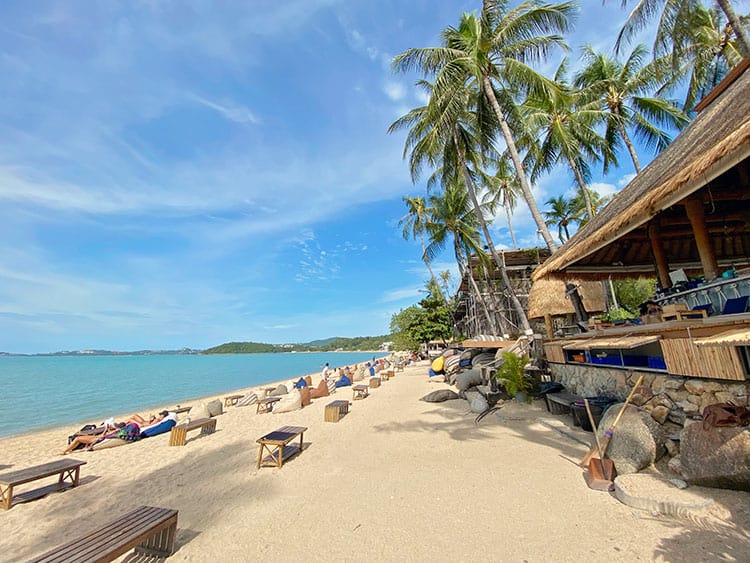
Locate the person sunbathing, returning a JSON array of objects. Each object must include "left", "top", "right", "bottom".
[
  {"left": 127, "top": 410, "right": 169, "bottom": 427},
  {"left": 60, "top": 422, "right": 125, "bottom": 455}
]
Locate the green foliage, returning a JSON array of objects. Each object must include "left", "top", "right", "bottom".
[
  {"left": 605, "top": 307, "right": 634, "bottom": 321},
  {"left": 202, "top": 335, "right": 391, "bottom": 354},
  {"left": 390, "top": 285, "right": 454, "bottom": 352},
  {"left": 613, "top": 277, "right": 657, "bottom": 315},
  {"left": 495, "top": 352, "right": 531, "bottom": 398}
]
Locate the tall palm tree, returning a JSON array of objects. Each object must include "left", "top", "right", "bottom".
[
  {"left": 573, "top": 45, "right": 688, "bottom": 173},
  {"left": 424, "top": 181, "right": 501, "bottom": 335},
  {"left": 522, "top": 60, "right": 614, "bottom": 220},
  {"left": 399, "top": 195, "right": 444, "bottom": 303},
  {"left": 394, "top": 0, "right": 577, "bottom": 253},
  {"left": 480, "top": 154, "right": 520, "bottom": 249},
  {"left": 543, "top": 195, "right": 579, "bottom": 243}
]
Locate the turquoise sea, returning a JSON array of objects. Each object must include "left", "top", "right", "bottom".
[{"left": 0, "top": 352, "right": 380, "bottom": 438}]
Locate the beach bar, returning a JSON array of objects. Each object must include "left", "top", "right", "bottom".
[{"left": 530, "top": 58, "right": 750, "bottom": 425}]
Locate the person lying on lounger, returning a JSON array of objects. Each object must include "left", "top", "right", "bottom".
[
  {"left": 60, "top": 422, "right": 126, "bottom": 455},
  {"left": 127, "top": 410, "right": 169, "bottom": 427}
]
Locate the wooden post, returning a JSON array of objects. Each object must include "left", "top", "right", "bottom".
[
  {"left": 647, "top": 222, "right": 672, "bottom": 289},
  {"left": 684, "top": 198, "right": 719, "bottom": 281},
  {"left": 544, "top": 313, "right": 554, "bottom": 339}
]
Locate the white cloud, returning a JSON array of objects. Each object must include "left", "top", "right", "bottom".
[
  {"left": 383, "top": 81, "right": 406, "bottom": 101},
  {"left": 380, "top": 286, "right": 422, "bottom": 303},
  {"left": 189, "top": 94, "right": 259, "bottom": 125}
]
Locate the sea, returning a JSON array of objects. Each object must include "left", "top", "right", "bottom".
[{"left": 0, "top": 352, "right": 380, "bottom": 438}]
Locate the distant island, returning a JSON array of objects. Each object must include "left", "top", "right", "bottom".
[{"left": 0, "top": 335, "right": 392, "bottom": 356}]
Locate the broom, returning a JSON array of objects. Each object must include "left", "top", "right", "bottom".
[{"left": 581, "top": 374, "right": 644, "bottom": 467}]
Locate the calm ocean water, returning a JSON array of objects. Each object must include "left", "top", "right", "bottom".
[{"left": 0, "top": 352, "right": 379, "bottom": 438}]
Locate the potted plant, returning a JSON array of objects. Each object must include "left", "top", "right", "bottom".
[{"left": 495, "top": 352, "right": 531, "bottom": 402}]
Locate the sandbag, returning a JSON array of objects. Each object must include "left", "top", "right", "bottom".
[
  {"left": 421, "top": 390, "right": 460, "bottom": 403},
  {"left": 431, "top": 356, "right": 445, "bottom": 373},
  {"left": 455, "top": 369, "right": 483, "bottom": 392},
  {"left": 274, "top": 389, "right": 302, "bottom": 413},
  {"left": 206, "top": 399, "right": 223, "bottom": 417}
]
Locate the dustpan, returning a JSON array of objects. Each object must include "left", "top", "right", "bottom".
[{"left": 583, "top": 456, "right": 616, "bottom": 491}]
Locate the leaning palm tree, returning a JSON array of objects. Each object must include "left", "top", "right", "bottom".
[
  {"left": 399, "top": 195, "right": 445, "bottom": 304},
  {"left": 543, "top": 195, "right": 579, "bottom": 243},
  {"left": 573, "top": 45, "right": 688, "bottom": 173},
  {"left": 394, "top": 0, "right": 577, "bottom": 253}
]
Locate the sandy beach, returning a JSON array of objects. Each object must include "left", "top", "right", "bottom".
[{"left": 1, "top": 361, "right": 748, "bottom": 562}]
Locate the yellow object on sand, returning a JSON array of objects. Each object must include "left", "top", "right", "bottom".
[{"left": 431, "top": 356, "right": 444, "bottom": 372}]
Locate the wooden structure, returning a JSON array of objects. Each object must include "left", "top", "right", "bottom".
[
  {"left": 352, "top": 384, "right": 369, "bottom": 400},
  {"left": 256, "top": 396, "right": 281, "bottom": 414},
  {"left": 168, "top": 417, "right": 216, "bottom": 446},
  {"left": 527, "top": 278, "right": 606, "bottom": 337},
  {"left": 174, "top": 405, "right": 192, "bottom": 415},
  {"left": 256, "top": 426, "right": 307, "bottom": 469},
  {"left": 324, "top": 400, "right": 350, "bottom": 422},
  {"left": 30, "top": 505, "right": 178, "bottom": 562},
  {"left": 224, "top": 394, "right": 244, "bottom": 407},
  {"left": 0, "top": 459, "right": 86, "bottom": 510}
]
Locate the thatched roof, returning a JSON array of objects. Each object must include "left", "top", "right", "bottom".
[
  {"left": 533, "top": 59, "right": 750, "bottom": 281},
  {"left": 526, "top": 278, "right": 606, "bottom": 319}
]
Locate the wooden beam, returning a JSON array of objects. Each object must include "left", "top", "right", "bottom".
[
  {"left": 648, "top": 222, "right": 672, "bottom": 289},
  {"left": 683, "top": 198, "right": 720, "bottom": 280}
]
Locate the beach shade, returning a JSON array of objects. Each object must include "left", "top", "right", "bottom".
[{"left": 527, "top": 277, "right": 606, "bottom": 319}]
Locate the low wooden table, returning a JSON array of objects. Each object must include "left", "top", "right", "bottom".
[
  {"left": 369, "top": 377, "right": 381, "bottom": 388},
  {"left": 174, "top": 405, "right": 192, "bottom": 415},
  {"left": 256, "top": 396, "right": 281, "bottom": 414},
  {"left": 31, "top": 505, "right": 178, "bottom": 562},
  {"left": 325, "top": 400, "right": 350, "bottom": 422},
  {"left": 224, "top": 394, "right": 244, "bottom": 407},
  {"left": 0, "top": 458, "right": 86, "bottom": 510},
  {"left": 256, "top": 426, "right": 307, "bottom": 469},
  {"left": 352, "top": 385, "right": 369, "bottom": 400},
  {"left": 168, "top": 417, "right": 217, "bottom": 446}
]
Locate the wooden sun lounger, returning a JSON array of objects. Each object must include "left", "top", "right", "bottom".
[
  {"left": 0, "top": 458, "right": 86, "bottom": 510},
  {"left": 256, "top": 426, "right": 307, "bottom": 469},
  {"left": 30, "top": 505, "right": 178, "bottom": 562}
]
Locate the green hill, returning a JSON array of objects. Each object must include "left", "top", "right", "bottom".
[{"left": 202, "top": 335, "right": 391, "bottom": 354}]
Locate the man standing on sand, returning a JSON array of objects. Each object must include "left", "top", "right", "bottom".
[{"left": 321, "top": 362, "right": 330, "bottom": 381}]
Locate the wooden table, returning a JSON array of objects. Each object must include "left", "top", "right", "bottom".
[
  {"left": 324, "top": 400, "right": 350, "bottom": 422},
  {"left": 352, "top": 384, "right": 369, "bottom": 400},
  {"left": 256, "top": 425, "right": 307, "bottom": 469},
  {"left": 224, "top": 394, "right": 244, "bottom": 407},
  {"left": 0, "top": 458, "right": 86, "bottom": 510},
  {"left": 168, "top": 417, "right": 217, "bottom": 446},
  {"left": 263, "top": 387, "right": 276, "bottom": 398},
  {"left": 256, "top": 396, "right": 281, "bottom": 414},
  {"left": 174, "top": 405, "right": 192, "bottom": 415},
  {"left": 369, "top": 377, "right": 381, "bottom": 388}
]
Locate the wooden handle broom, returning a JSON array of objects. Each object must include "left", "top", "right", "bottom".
[{"left": 581, "top": 374, "right": 644, "bottom": 467}]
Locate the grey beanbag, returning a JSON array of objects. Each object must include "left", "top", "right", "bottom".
[
  {"left": 206, "top": 399, "right": 223, "bottom": 417},
  {"left": 270, "top": 384, "right": 288, "bottom": 396},
  {"left": 421, "top": 390, "right": 460, "bottom": 403},
  {"left": 455, "top": 369, "right": 483, "bottom": 392}
]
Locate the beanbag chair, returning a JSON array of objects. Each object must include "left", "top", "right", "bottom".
[
  {"left": 274, "top": 389, "right": 302, "bottom": 413},
  {"left": 421, "top": 390, "right": 460, "bottom": 402},
  {"left": 327, "top": 380, "right": 336, "bottom": 394},
  {"left": 445, "top": 355, "right": 461, "bottom": 373},
  {"left": 472, "top": 352, "right": 496, "bottom": 367},
  {"left": 190, "top": 403, "right": 211, "bottom": 420},
  {"left": 310, "top": 380, "right": 329, "bottom": 399},
  {"left": 270, "top": 384, "right": 288, "bottom": 396},
  {"left": 299, "top": 386, "right": 312, "bottom": 407},
  {"left": 206, "top": 399, "right": 223, "bottom": 417},
  {"left": 140, "top": 419, "right": 176, "bottom": 438},
  {"left": 304, "top": 375, "right": 313, "bottom": 386},
  {"left": 294, "top": 377, "right": 307, "bottom": 389},
  {"left": 237, "top": 392, "right": 258, "bottom": 406},
  {"left": 335, "top": 375, "right": 352, "bottom": 388},
  {"left": 455, "top": 369, "right": 483, "bottom": 392},
  {"left": 431, "top": 356, "right": 445, "bottom": 373}
]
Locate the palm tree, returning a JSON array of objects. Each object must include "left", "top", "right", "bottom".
[
  {"left": 424, "top": 181, "right": 501, "bottom": 335},
  {"left": 399, "top": 195, "right": 444, "bottom": 303},
  {"left": 394, "top": 0, "right": 577, "bottom": 253},
  {"left": 543, "top": 195, "right": 578, "bottom": 243},
  {"left": 613, "top": 0, "right": 749, "bottom": 65},
  {"left": 480, "top": 154, "right": 520, "bottom": 249},
  {"left": 522, "top": 60, "right": 614, "bottom": 220},
  {"left": 571, "top": 188, "right": 611, "bottom": 228},
  {"left": 573, "top": 45, "right": 688, "bottom": 173}
]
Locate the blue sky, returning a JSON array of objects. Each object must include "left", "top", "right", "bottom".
[{"left": 0, "top": 1, "right": 678, "bottom": 353}]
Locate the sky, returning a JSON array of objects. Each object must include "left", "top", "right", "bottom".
[{"left": 0, "top": 0, "right": 688, "bottom": 353}]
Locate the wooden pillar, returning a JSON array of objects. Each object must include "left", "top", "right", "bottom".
[
  {"left": 684, "top": 198, "right": 719, "bottom": 280},
  {"left": 647, "top": 222, "right": 672, "bottom": 289},
  {"left": 544, "top": 314, "right": 554, "bottom": 339}
]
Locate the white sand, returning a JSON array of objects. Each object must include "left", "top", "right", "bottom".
[{"left": 1, "top": 361, "right": 748, "bottom": 562}]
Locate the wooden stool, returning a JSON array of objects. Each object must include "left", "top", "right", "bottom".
[
  {"left": 324, "top": 400, "right": 350, "bottom": 422},
  {"left": 352, "top": 385, "right": 369, "bottom": 400},
  {"left": 369, "top": 377, "right": 381, "bottom": 388}
]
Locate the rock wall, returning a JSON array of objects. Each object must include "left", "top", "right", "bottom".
[{"left": 549, "top": 364, "right": 750, "bottom": 427}]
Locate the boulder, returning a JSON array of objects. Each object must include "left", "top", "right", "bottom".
[
  {"left": 421, "top": 390, "right": 460, "bottom": 403},
  {"left": 680, "top": 423, "right": 750, "bottom": 491},
  {"left": 470, "top": 396, "right": 489, "bottom": 413},
  {"left": 597, "top": 404, "right": 666, "bottom": 474},
  {"left": 206, "top": 399, "right": 223, "bottom": 417},
  {"left": 270, "top": 384, "right": 288, "bottom": 396}
]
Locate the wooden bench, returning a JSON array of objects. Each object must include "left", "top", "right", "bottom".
[
  {"left": 224, "top": 394, "right": 244, "bottom": 407},
  {"left": 0, "top": 458, "right": 86, "bottom": 510},
  {"left": 545, "top": 391, "right": 583, "bottom": 415},
  {"left": 256, "top": 396, "right": 281, "bottom": 414},
  {"left": 352, "top": 384, "right": 369, "bottom": 400},
  {"left": 168, "top": 417, "right": 216, "bottom": 446},
  {"left": 174, "top": 405, "right": 192, "bottom": 415},
  {"left": 30, "top": 505, "right": 178, "bottom": 562},
  {"left": 325, "top": 400, "right": 350, "bottom": 422},
  {"left": 256, "top": 425, "right": 307, "bottom": 469}
]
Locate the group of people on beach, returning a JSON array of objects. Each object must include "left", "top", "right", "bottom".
[{"left": 61, "top": 410, "right": 178, "bottom": 455}]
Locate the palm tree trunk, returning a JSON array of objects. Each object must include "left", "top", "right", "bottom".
[
  {"left": 482, "top": 76, "right": 558, "bottom": 252},
  {"left": 619, "top": 122, "right": 641, "bottom": 173},
  {"left": 566, "top": 154, "right": 595, "bottom": 219},
  {"left": 452, "top": 129, "right": 532, "bottom": 333},
  {"left": 505, "top": 205, "right": 518, "bottom": 249},
  {"left": 716, "top": 0, "right": 750, "bottom": 57}
]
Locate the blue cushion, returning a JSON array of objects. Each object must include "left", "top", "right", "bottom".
[{"left": 722, "top": 296, "right": 748, "bottom": 315}]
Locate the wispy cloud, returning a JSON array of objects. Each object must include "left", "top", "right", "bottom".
[{"left": 189, "top": 94, "right": 260, "bottom": 125}]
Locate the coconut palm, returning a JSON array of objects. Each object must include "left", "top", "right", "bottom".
[
  {"left": 480, "top": 154, "right": 520, "bottom": 249},
  {"left": 543, "top": 195, "right": 579, "bottom": 243},
  {"left": 393, "top": 0, "right": 577, "bottom": 253},
  {"left": 399, "top": 195, "right": 445, "bottom": 304},
  {"left": 571, "top": 188, "right": 611, "bottom": 228},
  {"left": 573, "top": 45, "right": 689, "bottom": 173}
]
